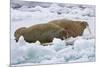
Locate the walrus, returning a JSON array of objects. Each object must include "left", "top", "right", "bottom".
[
  {"left": 49, "top": 19, "right": 91, "bottom": 37},
  {"left": 14, "top": 19, "right": 90, "bottom": 44},
  {"left": 14, "top": 23, "right": 68, "bottom": 43}
]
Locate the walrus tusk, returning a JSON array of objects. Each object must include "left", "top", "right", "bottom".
[{"left": 87, "top": 26, "right": 91, "bottom": 34}]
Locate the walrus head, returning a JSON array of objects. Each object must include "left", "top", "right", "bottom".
[
  {"left": 81, "top": 21, "right": 91, "bottom": 34},
  {"left": 14, "top": 27, "right": 26, "bottom": 42},
  {"left": 80, "top": 21, "right": 88, "bottom": 28}
]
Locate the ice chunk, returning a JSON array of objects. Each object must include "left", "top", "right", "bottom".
[
  {"left": 35, "top": 40, "right": 41, "bottom": 45},
  {"left": 40, "top": 57, "right": 65, "bottom": 64},
  {"left": 11, "top": 42, "right": 57, "bottom": 64},
  {"left": 57, "top": 46, "right": 80, "bottom": 62},
  {"left": 17, "top": 36, "right": 26, "bottom": 46},
  {"left": 49, "top": 4, "right": 61, "bottom": 13},
  {"left": 51, "top": 38, "right": 66, "bottom": 51},
  {"left": 73, "top": 38, "right": 95, "bottom": 51}
]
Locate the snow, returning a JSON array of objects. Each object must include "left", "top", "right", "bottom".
[
  {"left": 10, "top": 1, "right": 95, "bottom": 66},
  {"left": 73, "top": 38, "right": 95, "bottom": 51},
  {"left": 11, "top": 37, "right": 57, "bottom": 64},
  {"left": 51, "top": 38, "right": 67, "bottom": 51}
]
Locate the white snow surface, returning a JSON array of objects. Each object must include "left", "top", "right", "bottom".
[{"left": 11, "top": 2, "right": 95, "bottom": 66}]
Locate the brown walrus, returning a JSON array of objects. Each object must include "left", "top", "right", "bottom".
[
  {"left": 49, "top": 19, "right": 90, "bottom": 37},
  {"left": 14, "top": 19, "right": 90, "bottom": 44},
  {"left": 14, "top": 23, "right": 68, "bottom": 43}
]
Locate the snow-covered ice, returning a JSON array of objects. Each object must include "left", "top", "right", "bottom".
[
  {"left": 50, "top": 38, "right": 67, "bottom": 51},
  {"left": 10, "top": 1, "right": 95, "bottom": 66}
]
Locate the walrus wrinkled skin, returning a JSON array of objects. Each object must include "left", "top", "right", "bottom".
[
  {"left": 14, "top": 19, "right": 88, "bottom": 43},
  {"left": 49, "top": 19, "right": 88, "bottom": 37},
  {"left": 14, "top": 23, "right": 68, "bottom": 43}
]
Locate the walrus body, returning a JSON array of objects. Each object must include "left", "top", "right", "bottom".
[
  {"left": 14, "top": 19, "right": 88, "bottom": 44},
  {"left": 14, "top": 23, "right": 68, "bottom": 43},
  {"left": 49, "top": 19, "right": 88, "bottom": 37}
]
